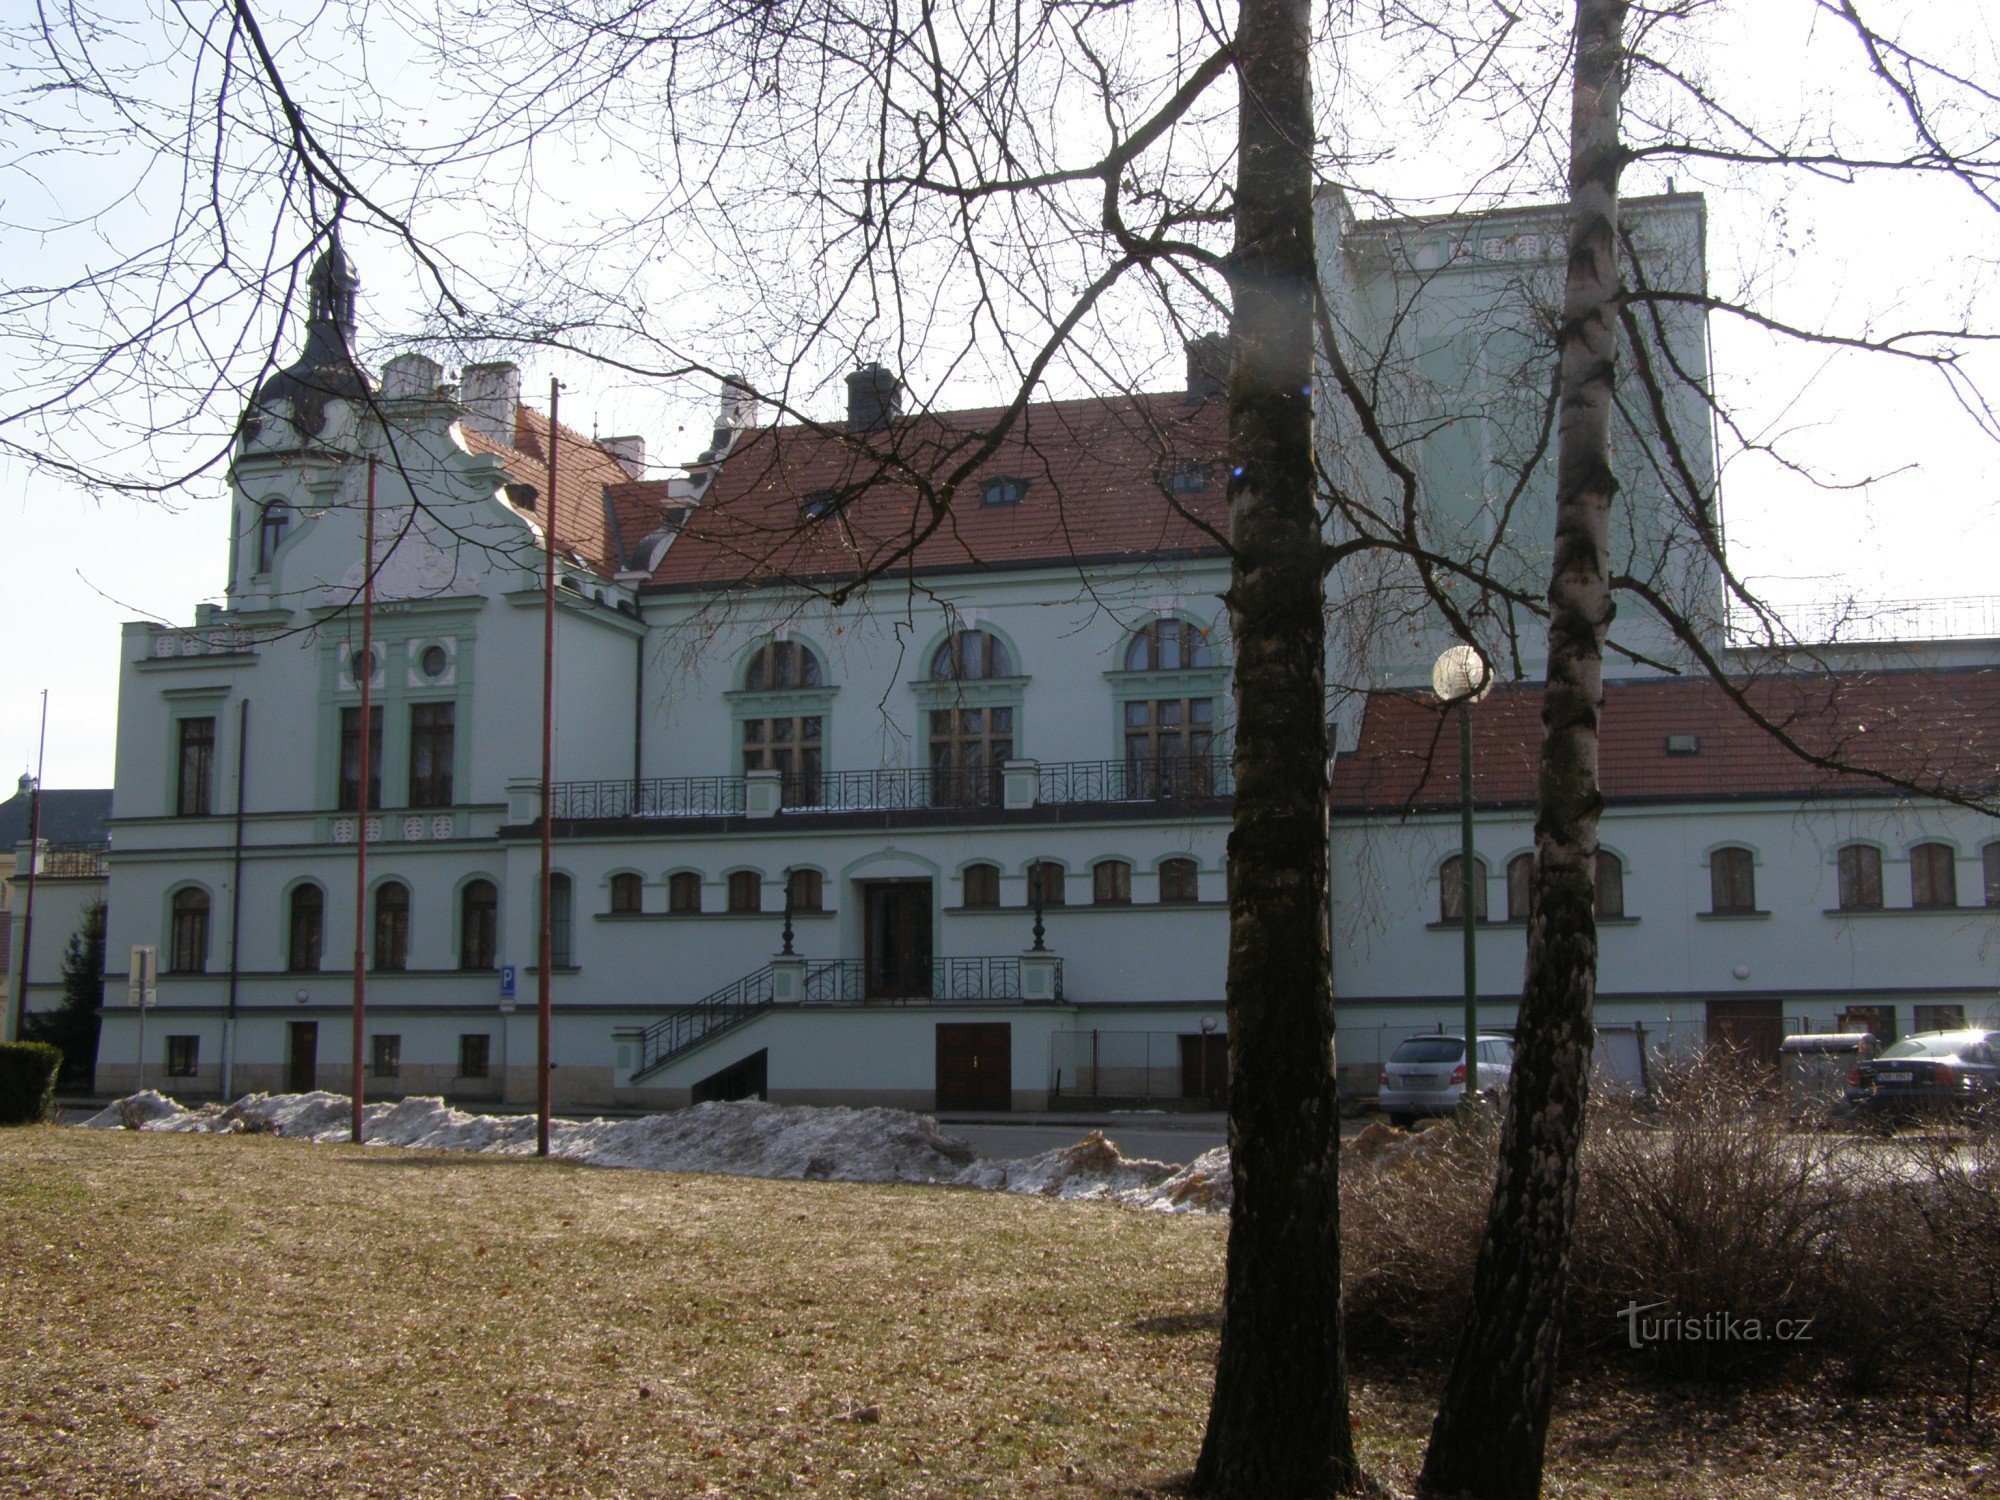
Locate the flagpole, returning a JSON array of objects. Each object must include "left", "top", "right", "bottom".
[
  {"left": 351, "top": 456, "right": 376, "bottom": 1144},
  {"left": 537, "top": 381, "right": 558, "bottom": 1157}
]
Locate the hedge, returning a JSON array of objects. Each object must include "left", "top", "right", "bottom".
[{"left": 0, "top": 1041, "right": 63, "bottom": 1125}]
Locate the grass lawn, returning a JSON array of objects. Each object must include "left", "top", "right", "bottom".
[{"left": 0, "top": 1127, "right": 1988, "bottom": 1498}]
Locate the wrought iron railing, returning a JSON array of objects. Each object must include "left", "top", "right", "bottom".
[
  {"left": 631, "top": 954, "right": 1063, "bottom": 1080},
  {"left": 780, "top": 765, "right": 1003, "bottom": 811},
  {"left": 38, "top": 843, "right": 110, "bottom": 878},
  {"left": 1036, "top": 754, "right": 1232, "bottom": 804},
  {"left": 550, "top": 776, "right": 747, "bottom": 819}
]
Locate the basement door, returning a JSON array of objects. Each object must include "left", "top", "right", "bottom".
[
  {"left": 288, "top": 1021, "right": 319, "bottom": 1093},
  {"left": 936, "top": 1022, "right": 1011, "bottom": 1112},
  {"left": 863, "top": 881, "right": 933, "bottom": 1000},
  {"left": 1705, "top": 999, "right": 1783, "bottom": 1075}
]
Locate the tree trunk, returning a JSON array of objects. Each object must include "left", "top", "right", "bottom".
[
  {"left": 1192, "top": 0, "right": 1359, "bottom": 1495},
  {"left": 1416, "top": 4, "right": 1627, "bottom": 1498}
]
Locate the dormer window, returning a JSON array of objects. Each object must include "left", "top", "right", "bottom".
[
  {"left": 980, "top": 476, "right": 1029, "bottom": 506},
  {"left": 801, "top": 487, "right": 845, "bottom": 520},
  {"left": 1163, "top": 459, "right": 1213, "bottom": 494},
  {"left": 257, "top": 503, "right": 291, "bottom": 572}
]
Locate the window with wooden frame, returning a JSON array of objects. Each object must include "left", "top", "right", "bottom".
[
  {"left": 1158, "top": 858, "right": 1199, "bottom": 904},
  {"left": 1506, "top": 854, "right": 1534, "bottom": 921},
  {"left": 744, "top": 640, "right": 824, "bottom": 691},
  {"left": 338, "top": 705, "right": 383, "bottom": 812},
  {"left": 668, "top": 872, "right": 702, "bottom": 913},
  {"left": 1595, "top": 851, "right": 1626, "bottom": 919},
  {"left": 373, "top": 882, "right": 410, "bottom": 971},
  {"left": 785, "top": 868, "right": 823, "bottom": 913},
  {"left": 169, "top": 888, "right": 210, "bottom": 973},
  {"left": 458, "top": 1034, "right": 491, "bottom": 1079},
  {"left": 459, "top": 880, "right": 498, "bottom": 970},
  {"left": 408, "top": 702, "right": 455, "bottom": 808},
  {"left": 1986, "top": 845, "right": 2000, "bottom": 907},
  {"left": 1837, "top": 844, "right": 1883, "bottom": 911},
  {"left": 609, "top": 872, "right": 643, "bottom": 915},
  {"left": 961, "top": 863, "right": 1000, "bottom": 908},
  {"left": 1123, "top": 698, "right": 1216, "bottom": 794},
  {"left": 1915, "top": 1003, "right": 1967, "bottom": 1034},
  {"left": 1027, "top": 861, "right": 1066, "bottom": 907},
  {"left": 727, "top": 871, "right": 761, "bottom": 913},
  {"left": 176, "top": 716, "right": 216, "bottom": 817},
  {"left": 256, "top": 502, "right": 291, "bottom": 572},
  {"left": 1439, "top": 855, "right": 1488, "bottom": 923},
  {"left": 1708, "top": 847, "right": 1756, "bottom": 914},
  {"left": 371, "top": 1034, "right": 401, "bottom": 1079},
  {"left": 1911, "top": 842, "right": 1958, "bottom": 908},
  {"left": 1124, "top": 618, "right": 1214, "bottom": 672},
  {"left": 1093, "top": 860, "right": 1132, "bottom": 905},
  {"left": 741, "top": 714, "right": 822, "bottom": 798},
  {"left": 287, "top": 884, "right": 324, "bottom": 973},
  {"left": 544, "top": 874, "right": 573, "bottom": 967},
  {"left": 929, "top": 629, "right": 1013, "bottom": 681},
  {"left": 166, "top": 1035, "right": 199, "bottom": 1077}
]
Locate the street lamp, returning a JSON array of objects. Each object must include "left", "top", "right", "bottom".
[{"left": 1431, "top": 644, "right": 1492, "bottom": 1105}]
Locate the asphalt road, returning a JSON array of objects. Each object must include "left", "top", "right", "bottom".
[{"left": 939, "top": 1116, "right": 1228, "bottom": 1166}]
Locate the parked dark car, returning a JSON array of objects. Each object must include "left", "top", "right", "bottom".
[{"left": 1840, "top": 1029, "right": 2000, "bottom": 1122}]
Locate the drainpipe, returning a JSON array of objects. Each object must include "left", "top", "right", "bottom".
[{"left": 222, "top": 699, "right": 250, "bottom": 1099}]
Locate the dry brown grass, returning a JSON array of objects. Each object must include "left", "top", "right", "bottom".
[{"left": 1, "top": 1127, "right": 1991, "bottom": 1499}]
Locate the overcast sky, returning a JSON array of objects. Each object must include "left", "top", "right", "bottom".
[{"left": 3, "top": 0, "right": 1995, "bottom": 788}]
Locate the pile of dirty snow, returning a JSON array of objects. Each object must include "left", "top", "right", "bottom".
[{"left": 954, "top": 1130, "right": 1176, "bottom": 1201}]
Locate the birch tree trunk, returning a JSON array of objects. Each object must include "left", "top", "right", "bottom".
[
  {"left": 1192, "top": 0, "right": 1359, "bottom": 1493},
  {"left": 1416, "top": 4, "right": 1627, "bottom": 1498}
]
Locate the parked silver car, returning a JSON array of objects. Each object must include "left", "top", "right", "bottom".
[{"left": 1377, "top": 1033, "right": 1516, "bottom": 1126}]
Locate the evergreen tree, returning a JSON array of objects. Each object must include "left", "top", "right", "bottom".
[{"left": 23, "top": 900, "right": 104, "bottom": 1092}]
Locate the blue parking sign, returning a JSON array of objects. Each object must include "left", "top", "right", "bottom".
[{"left": 499, "top": 964, "right": 517, "bottom": 1000}]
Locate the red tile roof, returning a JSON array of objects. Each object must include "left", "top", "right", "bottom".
[
  {"left": 1330, "top": 669, "right": 2000, "bottom": 811},
  {"left": 616, "top": 392, "right": 1230, "bottom": 590},
  {"left": 460, "top": 406, "right": 631, "bottom": 574}
]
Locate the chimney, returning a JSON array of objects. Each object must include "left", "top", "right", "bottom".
[
  {"left": 459, "top": 361, "right": 521, "bottom": 446},
  {"left": 1185, "top": 333, "right": 1229, "bottom": 405},
  {"left": 380, "top": 352, "right": 443, "bottom": 402},
  {"left": 845, "top": 362, "right": 902, "bottom": 432},
  {"left": 719, "top": 375, "right": 759, "bottom": 431},
  {"left": 599, "top": 435, "right": 646, "bottom": 480}
]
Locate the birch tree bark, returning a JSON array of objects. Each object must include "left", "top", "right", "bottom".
[
  {"left": 1416, "top": 4, "right": 1628, "bottom": 1497},
  {"left": 1192, "top": 0, "right": 1359, "bottom": 1493}
]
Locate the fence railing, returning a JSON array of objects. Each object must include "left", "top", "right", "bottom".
[
  {"left": 799, "top": 955, "right": 1058, "bottom": 1005},
  {"left": 633, "top": 965, "right": 776, "bottom": 1079},
  {"left": 1037, "top": 754, "right": 1232, "bottom": 804},
  {"left": 38, "top": 843, "right": 110, "bottom": 878},
  {"left": 551, "top": 777, "right": 746, "bottom": 820},
  {"left": 781, "top": 765, "right": 1004, "bottom": 811}
]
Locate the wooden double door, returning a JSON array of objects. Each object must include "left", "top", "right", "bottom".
[
  {"left": 936, "top": 1023, "right": 1012, "bottom": 1112},
  {"left": 864, "top": 880, "right": 933, "bottom": 1000}
]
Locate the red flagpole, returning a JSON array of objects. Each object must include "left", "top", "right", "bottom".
[
  {"left": 537, "top": 381, "right": 558, "bottom": 1156},
  {"left": 351, "top": 455, "right": 376, "bottom": 1144}
]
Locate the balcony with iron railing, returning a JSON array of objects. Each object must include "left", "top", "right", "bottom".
[
  {"left": 25, "top": 843, "right": 111, "bottom": 879},
  {"left": 540, "top": 752, "right": 1231, "bottom": 825}
]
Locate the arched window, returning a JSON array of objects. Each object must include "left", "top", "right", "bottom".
[
  {"left": 1911, "top": 842, "right": 1958, "bottom": 908},
  {"left": 1595, "top": 851, "right": 1625, "bottom": 919},
  {"left": 1837, "top": 844, "right": 1883, "bottom": 911},
  {"left": 668, "top": 872, "right": 702, "bottom": 914},
  {"left": 287, "top": 884, "right": 324, "bottom": 972},
  {"left": 1124, "top": 618, "right": 1213, "bottom": 672},
  {"left": 256, "top": 502, "right": 291, "bottom": 572},
  {"left": 744, "top": 640, "right": 823, "bottom": 691},
  {"left": 1439, "top": 855, "right": 1488, "bottom": 923},
  {"left": 609, "top": 872, "right": 643, "bottom": 915},
  {"left": 1709, "top": 847, "right": 1756, "bottom": 914},
  {"left": 929, "top": 629, "right": 1013, "bottom": 681},
  {"left": 374, "top": 882, "right": 410, "bottom": 971},
  {"left": 728, "top": 871, "right": 762, "bottom": 913},
  {"left": 1506, "top": 854, "right": 1534, "bottom": 922},
  {"left": 169, "top": 888, "right": 210, "bottom": 973},
  {"left": 1092, "top": 860, "right": 1132, "bottom": 905},
  {"left": 962, "top": 862, "right": 1000, "bottom": 908},
  {"left": 1985, "top": 845, "right": 2000, "bottom": 908},
  {"left": 460, "top": 879, "right": 499, "bottom": 970},
  {"left": 786, "top": 868, "right": 823, "bottom": 913},
  {"left": 544, "top": 874, "right": 573, "bottom": 967},
  {"left": 1159, "top": 857, "right": 1199, "bottom": 904},
  {"left": 1027, "top": 860, "right": 1066, "bottom": 907}
]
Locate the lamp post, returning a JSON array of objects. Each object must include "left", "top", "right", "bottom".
[{"left": 1431, "top": 644, "right": 1492, "bottom": 1105}]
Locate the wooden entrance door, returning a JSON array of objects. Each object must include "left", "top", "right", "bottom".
[
  {"left": 1179, "top": 1034, "right": 1229, "bottom": 1106},
  {"left": 1705, "top": 999, "right": 1783, "bottom": 1074},
  {"left": 936, "top": 1022, "right": 1011, "bottom": 1111},
  {"left": 287, "top": 1022, "right": 319, "bottom": 1093},
  {"left": 864, "top": 881, "right": 933, "bottom": 999}
]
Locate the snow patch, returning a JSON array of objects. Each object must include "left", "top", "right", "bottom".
[{"left": 954, "top": 1130, "right": 1175, "bottom": 1200}]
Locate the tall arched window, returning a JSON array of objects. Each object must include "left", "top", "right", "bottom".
[
  {"left": 1124, "top": 618, "right": 1213, "bottom": 672},
  {"left": 460, "top": 879, "right": 499, "bottom": 970},
  {"left": 1027, "top": 860, "right": 1066, "bottom": 907},
  {"left": 256, "top": 502, "right": 291, "bottom": 572},
  {"left": 1439, "top": 855, "right": 1488, "bottom": 923},
  {"left": 169, "top": 888, "right": 210, "bottom": 973},
  {"left": 786, "top": 868, "right": 823, "bottom": 913},
  {"left": 544, "top": 874, "right": 573, "bottom": 967},
  {"left": 1985, "top": 845, "right": 2000, "bottom": 908},
  {"left": 1506, "top": 854, "right": 1534, "bottom": 922},
  {"left": 1709, "top": 847, "right": 1756, "bottom": 914},
  {"left": 668, "top": 872, "right": 702, "bottom": 913},
  {"left": 1092, "top": 860, "right": 1132, "bottom": 905},
  {"left": 609, "top": 872, "right": 643, "bottom": 915},
  {"left": 1837, "top": 844, "right": 1883, "bottom": 911},
  {"left": 961, "top": 862, "right": 1000, "bottom": 908},
  {"left": 1158, "top": 858, "right": 1199, "bottom": 904},
  {"left": 741, "top": 642, "right": 825, "bottom": 802},
  {"left": 744, "top": 640, "right": 823, "bottom": 691},
  {"left": 727, "top": 871, "right": 762, "bottom": 913},
  {"left": 1911, "top": 842, "right": 1958, "bottom": 908},
  {"left": 374, "top": 882, "right": 410, "bottom": 971},
  {"left": 1595, "top": 851, "right": 1625, "bottom": 919},
  {"left": 287, "top": 884, "right": 324, "bottom": 972}
]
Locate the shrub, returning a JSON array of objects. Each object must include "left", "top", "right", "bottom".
[{"left": 0, "top": 1041, "right": 64, "bottom": 1125}]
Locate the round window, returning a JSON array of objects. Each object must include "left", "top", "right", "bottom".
[
  {"left": 350, "top": 649, "right": 374, "bottom": 683},
  {"left": 420, "top": 644, "right": 449, "bottom": 679}
]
